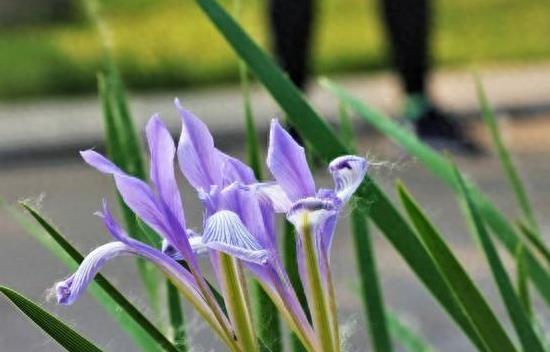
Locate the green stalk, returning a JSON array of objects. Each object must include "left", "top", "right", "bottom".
[
  {"left": 167, "top": 281, "right": 187, "bottom": 350},
  {"left": 284, "top": 221, "right": 309, "bottom": 352},
  {"left": 219, "top": 253, "right": 259, "bottom": 352},
  {"left": 351, "top": 209, "right": 393, "bottom": 352},
  {"left": 300, "top": 215, "right": 335, "bottom": 352}
]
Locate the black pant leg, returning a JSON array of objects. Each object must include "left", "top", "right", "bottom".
[
  {"left": 379, "top": 0, "right": 431, "bottom": 94},
  {"left": 269, "top": 0, "right": 315, "bottom": 90}
]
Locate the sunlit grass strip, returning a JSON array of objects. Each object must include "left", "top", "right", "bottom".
[
  {"left": 17, "top": 203, "right": 179, "bottom": 352},
  {"left": 191, "top": 1, "right": 487, "bottom": 348},
  {"left": 453, "top": 164, "right": 545, "bottom": 352},
  {"left": 321, "top": 79, "right": 550, "bottom": 309},
  {"left": 0, "top": 286, "right": 104, "bottom": 352},
  {"left": 397, "top": 183, "right": 513, "bottom": 352}
]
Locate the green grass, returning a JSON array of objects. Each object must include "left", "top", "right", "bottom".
[{"left": 1, "top": 0, "right": 550, "bottom": 99}]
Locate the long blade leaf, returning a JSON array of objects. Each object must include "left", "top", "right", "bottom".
[
  {"left": 476, "top": 78, "right": 538, "bottom": 232},
  {"left": 191, "top": 1, "right": 486, "bottom": 348},
  {"left": 350, "top": 208, "right": 393, "bottom": 352},
  {"left": 397, "top": 182, "right": 514, "bottom": 352},
  {"left": 321, "top": 79, "right": 550, "bottom": 309},
  {"left": 342, "top": 106, "right": 392, "bottom": 352},
  {"left": 453, "top": 164, "right": 544, "bottom": 352},
  {"left": 0, "top": 286, "right": 104, "bottom": 352}
]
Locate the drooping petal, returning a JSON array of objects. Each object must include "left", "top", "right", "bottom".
[
  {"left": 267, "top": 119, "right": 315, "bottom": 201},
  {"left": 55, "top": 242, "right": 134, "bottom": 305},
  {"left": 328, "top": 155, "right": 368, "bottom": 203},
  {"left": 251, "top": 182, "right": 293, "bottom": 213},
  {"left": 203, "top": 210, "right": 270, "bottom": 265},
  {"left": 146, "top": 114, "right": 186, "bottom": 228},
  {"left": 176, "top": 99, "right": 222, "bottom": 190}
]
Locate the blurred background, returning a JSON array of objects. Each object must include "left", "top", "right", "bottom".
[
  {"left": 1, "top": 0, "right": 550, "bottom": 351},
  {"left": 0, "top": 0, "right": 549, "bottom": 99}
]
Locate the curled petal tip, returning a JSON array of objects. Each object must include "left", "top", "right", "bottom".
[
  {"left": 329, "top": 155, "right": 368, "bottom": 202},
  {"left": 54, "top": 278, "right": 74, "bottom": 305}
]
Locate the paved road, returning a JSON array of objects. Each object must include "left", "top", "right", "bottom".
[
  {"left": 3, "top": 63, "right": 550, "bottom": 164},
  {"left": 1, "top": 112, "right": 549, "bottom": 351}
]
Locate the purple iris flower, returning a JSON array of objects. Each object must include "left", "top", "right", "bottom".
[
  {"left": 173, "top": 101, "right": 318, "bottom": 350},
  {"left": 54, "top": 114, "right": 236, "bottom": 348},
  {"left": 262, "top": 119, "right": 368, "bottom": 351},
  {"left": 52, "top": 100, "right": 366, "bottom": 352}
]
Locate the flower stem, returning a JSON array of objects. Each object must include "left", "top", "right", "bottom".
[
  {"left": 301, "top": 216, "right": 335, "bottom": 352},
  {"left": 219, "top": 253, "right": 259, "bottom": 352}
]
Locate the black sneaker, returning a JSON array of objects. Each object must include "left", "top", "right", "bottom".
[{"left": 414, "top": 107, "right": 484, "bottom": 156}]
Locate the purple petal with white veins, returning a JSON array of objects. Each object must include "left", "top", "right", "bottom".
[
  {"left": 267, "top": 119, "right": 315, "bottom": 201},
  {"left": 176, "top": 99, "right": 222, "bottom": 190},
  {"left": 55, "top": 242, "right": 132, "bottom": 305},
  {"left": 328, "top": 155, "right": 368, "bottom": 202},
  {"left": 146, "top": 115, "right": 186, "bottom": 229},
  {"left": 203, "top": 210, "right": 270, "bottom": 265}
]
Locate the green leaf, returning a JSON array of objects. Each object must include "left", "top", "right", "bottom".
[
  {"left": 191, "top": 1, "right": 486, "bottom": 348},
  {"left": 321, "top": 79, "right": 550, "bottom": 310},
  {"left": 476, "top": 78, "right": 538, "bottom": 232},
  {"left": 397, "top": 182, "right": 514, "bottom": 352},
  {"left": 167, "top": 281, "right": 187, "bottom": 351},
  {"left": 343, "top": 104, "right": 392, "bottom": 352},
  {"left": 515, "top": 243, "right": 532, "bottom": 316},
  {"left": 350, "top": 208, "right": 393, "bottom": 352},
  {"left": 283, "top": 221, "right": 309, "bottom": 352},
  {"left": 15, "top": 202, "right": 179, "bottom": 352},
  {"left": 338, "top": 103, "right": 355, "bottom": 150},
  {"left": 518, "top": 222, "right": 550, "bottom": 266},
  {"left": 0, "top": 285, "right": 103, "bottom": 352},
  {"left": 453, "top": 163, "right": 545, "bottom": 352},
  {"left": 386, "top": 312, "right": 435, "bottom": 352}
]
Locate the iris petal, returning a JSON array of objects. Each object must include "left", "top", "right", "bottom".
[
  {"left": 328, "top": 155, "right": 368, "bottom": 202},
  {"left": 203, "top": 210, "right": 270, "bottom": 265},
  {"left": 176, "top": 99, "right": 223, "bottom": 190},
  {"left": 146, "top": 114, "right": 186, "bottom": 228},
  {"left": 251, "top": 182, "right": 293, "bottom": 213},
  {"left": 267, "top": 119, "right": 316, "bottom": 201}
]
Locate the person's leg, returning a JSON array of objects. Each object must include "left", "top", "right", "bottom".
[
  {"left": 269, "top": 0, "right": 315, "bottom": 90},
  {"left": 380, "top": 0, "right": 430, "bottom": 98},
  {"left": 380, "top": 0, "right": 481, "bottom": 153}
]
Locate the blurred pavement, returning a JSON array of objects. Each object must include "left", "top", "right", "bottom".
[{"left": 2, "top": 63, "right": 550, "bottom": 164}]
